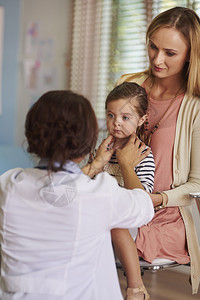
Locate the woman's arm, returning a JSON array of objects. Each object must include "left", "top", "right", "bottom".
[{"left": 163, "top": 97, "right": 200, "bottom": 207}]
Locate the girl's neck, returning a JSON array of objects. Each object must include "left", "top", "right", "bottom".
[{"left": 114, "top": 136, "right": 130, "bottom": 149}]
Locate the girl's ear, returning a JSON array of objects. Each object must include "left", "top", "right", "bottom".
[{"left": 138, "top": 114, "right": 148, "bottom": 127}]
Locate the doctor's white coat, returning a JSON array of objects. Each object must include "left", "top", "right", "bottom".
[{"left": 0, "top": 167, "right": 154, "bottom": 300}]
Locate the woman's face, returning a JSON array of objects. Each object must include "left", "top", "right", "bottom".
[{"left": 148, "top": 27, "right": 189, "bottom": 80}]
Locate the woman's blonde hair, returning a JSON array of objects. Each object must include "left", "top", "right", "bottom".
[
  {"left": 125, "top": 7, "right": 200, "bottom": 97},
  {"left": 146, "top": 6, "right": 200, "bottom": 97}
]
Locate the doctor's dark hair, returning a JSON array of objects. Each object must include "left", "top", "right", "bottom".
[
  {"left": 25, "top": 90, "right": 98, "bottom": 171},
  {"left": 105, "top": 81, "right": 148, "bottom": 141}
]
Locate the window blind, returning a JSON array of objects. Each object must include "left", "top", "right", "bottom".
[
  {"left": 111, "top": 1, "right": 149, "bottom": 84},
  {"left": 152, "top": 0, "right": 187, "bottom": 16}
]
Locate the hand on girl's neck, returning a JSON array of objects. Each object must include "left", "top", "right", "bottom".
[{"left": 113, "top": 136, "right": 130, "bottom": 149}]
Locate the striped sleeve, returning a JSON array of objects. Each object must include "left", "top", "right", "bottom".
[{"left": 135, "top": 149, "right": 155, "bottom": 193}]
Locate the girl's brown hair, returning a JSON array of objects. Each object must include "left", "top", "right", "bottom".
[
  {"left": 25, "top": 90, "right": 98, "bottom": 171},
  {"left": 105, "top": 82, "right": 148, "bottom": 140}
]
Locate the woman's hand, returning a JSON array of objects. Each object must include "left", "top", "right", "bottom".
[
  {"left": 149, "top": 192, "right": 168, "bottom": 208},
  {"left": 95, "top": 135, "right": 115, "bottom": 158},
  {"left": 116, "top": 133, "right": 150, "bottom": 168},
  {"left": 94, "top": 135, "right": 115, "bottom": 169},
  {"left": 82, "top": 135, "right": 115, "bottom": 177},
  {"left": 115, "top": 133, "right": 150, "bottom": 190}
]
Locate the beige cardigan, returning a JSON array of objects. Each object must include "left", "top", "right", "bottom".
[{"left": 117, "top": 73, "right": 200, "bottom": 294}]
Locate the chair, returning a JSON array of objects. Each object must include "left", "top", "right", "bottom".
[
  {"left": 189, "top": 192, "right": 200, "bottom": 215},
  {"left": 139, "top": 258, "right": 190, "bottom": 277},
  {"left": 116, "top": 257, "right": 189, "bottom": 274}
]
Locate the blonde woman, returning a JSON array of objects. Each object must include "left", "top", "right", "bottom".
[{"left": 116, "top": 6, "right": 200, "bottom": 299}]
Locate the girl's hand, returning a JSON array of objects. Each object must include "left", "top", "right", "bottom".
[{"left": 116, "top": 133, "right": 150, "bottom": 168}]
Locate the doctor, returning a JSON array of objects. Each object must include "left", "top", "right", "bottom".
[{"left": 0, "top": 90, "right": 154, "bottom": 300}]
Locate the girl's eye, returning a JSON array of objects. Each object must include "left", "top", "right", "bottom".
[
  {"left": 123, "top": 115, "right": 129, "bottom": 120},
  {"left": 107, "top": 113, "right": 114, "bottom": 118}
]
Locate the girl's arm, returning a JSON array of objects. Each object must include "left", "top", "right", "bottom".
[
  {"left": 116, "top": 134, "right": 150, "bottom": 190},
  {"left": 135, "top": 149, "right": 155, "bottom": 193},
  {"left": 116, "top": 134, "right": 163, "bottom": 208}
]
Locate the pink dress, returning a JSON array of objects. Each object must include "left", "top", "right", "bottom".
[{"left": 135, "top": 91, "right": 190, "bottom": 264}]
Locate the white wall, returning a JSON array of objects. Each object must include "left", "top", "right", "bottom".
[
  {"left": 0, "top": 0, "right": 21, "bottom": 145},
  {"left": 16, "top": 0, "right": 73, "bottom": 146}
]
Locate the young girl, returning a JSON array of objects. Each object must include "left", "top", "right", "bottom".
[{"left": 104, "top": 82, "right": 155, "bottom": 300}]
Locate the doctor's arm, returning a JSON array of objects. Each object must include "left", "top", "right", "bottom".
[{"left": 82, "top": 135, "right": 115, "bottom": 178}]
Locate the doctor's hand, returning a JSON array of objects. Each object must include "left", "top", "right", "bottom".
[
  {"left": 116, "top": 133, "right": 150, "bottom": 169},
  {"left": 92, "top": 135, "right": 115, "bottom": 171},
  {"left": 116, "top": 133, "right": 150, "bottom": 190},
  {"left": 82, "top": 135, "right": 115, "bottom": 178}
]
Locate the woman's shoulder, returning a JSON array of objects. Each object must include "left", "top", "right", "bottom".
[
  {"left": 116, "top": 71, "right": 149, "bottom": 86},
  {"left": 0, "top": 168, "right": 23, "bottom": 184},
  {"left": 182, "top": 93, "right": 200, "bottom": 112},
  {"left": 0, "top": 168, "right": 24, "bottom": 201},
  {"left": 0, "top": 168, "right": 49, "bottom": 191}
]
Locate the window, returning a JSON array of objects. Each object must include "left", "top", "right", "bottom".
[{"left": 70, "top": 0, "right": 200, "bottom": 120}]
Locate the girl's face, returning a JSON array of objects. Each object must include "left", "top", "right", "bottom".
[
  {"left": 106, "top": 98, "right": 146, "bottom": 139},
  {"left": 148, "top": 27, "right": 189, "bottom": 80}
]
